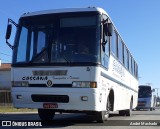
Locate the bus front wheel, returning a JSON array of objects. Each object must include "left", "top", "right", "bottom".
[
  {"left": 96, "top": 97, "right": 110, "bottom": 123},
  {"left": 38, "top": 109, "right": 55, "bottom": 121}
]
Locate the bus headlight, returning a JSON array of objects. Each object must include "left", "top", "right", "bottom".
[
  {"left": 72, "top": 81, "right": 97, "bottom": 88},
  {"left": 12, "top": 81, "right": 29, "bottom": 87}
]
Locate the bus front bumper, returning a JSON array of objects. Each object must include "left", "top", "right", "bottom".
[{"left": 11, "top": 87, "right": 101, "bottom": 112}]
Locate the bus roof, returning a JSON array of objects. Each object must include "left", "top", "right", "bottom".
[
  {"left": 21, "top": 7, "right": 108, "bottom": 18},
  {"left": 139, "top": 85, "right": 152, "bottom": 88}
]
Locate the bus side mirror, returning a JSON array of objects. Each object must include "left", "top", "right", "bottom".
[
  {"left": 5, "top": 18, "right": 18, "bottom": 50},
  {"left": 6, "top": 24, "right": 12, "bottom": 39},
  {"left": 152, "top": 89, "right": 155, "bottom": 92},
  {"left": 104, "top": 23, "right": 113, "bottom": 36}
]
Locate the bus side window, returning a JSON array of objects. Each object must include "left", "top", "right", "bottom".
[
  {"left": 127, "top": 50, "right": 130, "bottom": 70},
  {"left": 136, "top": 64, "right": 138, "bottom": 79},
  {"left": 118, "top": 37, "right": 123, "bottom": 63},
  {"left": 124, "top": 45, "right": 128, "bottom": 68},
  {"left": 101, "top": 14, "right": 110, "bottom": 68},
  {"left": 129, "top": 53, "right": 132, "bottom": 73},
  {"left": 111, "top": 30, "right": 117, "bottom": 56},
  {"left": 101, "top": 28, "right": 110, "bottom": 68},
  {"left": 131, "top": 57, "right": 135, "bottom": 76}
]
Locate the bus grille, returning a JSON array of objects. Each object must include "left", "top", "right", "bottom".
[
  {"left": 29, "top": 84, "right": 72, "bottom": 87},
  {"left": 31, "top": 95, "right": 69, "bottom": 103}
]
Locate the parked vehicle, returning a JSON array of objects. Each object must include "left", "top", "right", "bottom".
[{"left": 136, "top": 85, "right": 156, "bottom": 111}]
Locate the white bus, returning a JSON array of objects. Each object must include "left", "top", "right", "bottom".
[
  {"left": 6, "top": 7, "right": 138, "bottom": 123},
  {"left": 136, "top": 85, "right": 156, "bottom": 111}
]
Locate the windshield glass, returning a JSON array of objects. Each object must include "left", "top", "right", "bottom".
[
  {"left": 13, "top": 13, "right": 100, "bottom": 66},
  {"left": 138, "top": 86, "right": 152, "bottom": 98}
]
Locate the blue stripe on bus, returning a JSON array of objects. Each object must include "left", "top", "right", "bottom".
[{"left": 101, "top": 72, "right": 138, "bottom": 93}]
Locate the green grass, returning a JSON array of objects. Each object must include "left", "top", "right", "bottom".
[{"left": 0, "top": 106, "right": 37, "bottom": 113}]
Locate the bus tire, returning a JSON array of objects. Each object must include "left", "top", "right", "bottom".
[
  {"left": 119, "top": 99, "right": 133, "bottom": 116},
  {"left": 96, "top": 97, "right": 110, "bottom": 123},
  {"left": 38, "top": 109, "right": 55, "bottom": 121},
  {"left": 125, "top": 99, "right": 133, "bottom": 116},
  {"left": 119, "top": 110, "right": 125, "bottom": 116}
]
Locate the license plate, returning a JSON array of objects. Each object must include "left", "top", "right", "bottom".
[{"left": 43, "top": 103, "right": 58, "bottom": 109}]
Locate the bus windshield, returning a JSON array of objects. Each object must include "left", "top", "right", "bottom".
[
  {"left": 138, "top": 86, "right": 152, "bottom": 98},
  {"left": 13, "top": 13, "right": 100, "bottom": 65}
]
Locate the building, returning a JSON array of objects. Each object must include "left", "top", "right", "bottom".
[
  {"left": 0, "top": 63, "right": 11, "bottom": 90},
  {"left": 0, "top": 63, "right": 12, "bottom": 104}
]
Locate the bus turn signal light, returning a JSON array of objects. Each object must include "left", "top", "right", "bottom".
[{"left": 72, "top": 81, "right": 97, "bottom": 88}]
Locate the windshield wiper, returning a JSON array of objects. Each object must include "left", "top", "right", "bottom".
[
  {"left": 29, "top": 47, "right": 48, "bottom": 63},
  {"left": 62, "top": 53, "right": 71, "bottom": 64}
]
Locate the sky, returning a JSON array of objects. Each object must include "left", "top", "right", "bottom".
[{"left": 0, "top": 0, "right": 160, "bottom": 95}]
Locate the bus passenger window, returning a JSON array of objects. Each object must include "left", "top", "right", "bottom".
[
  {"left": 101, "top": 31, "right": 109, "bottom": 68},
  {"left": 124, "top": 46, "right": 128, "bottom": 68},
  {"left": 118, "top": 37, "right": 123, "bottom": 63},
  {"left": 111, "top": 30, "right": 117, "bottom": 56}
]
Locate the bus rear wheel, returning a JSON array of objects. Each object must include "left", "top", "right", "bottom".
[
  {"left": 96, "top": 98, "right": 110, "bottom": 123},
  {"left": 38, "top": 109, "right": 55, "bottom": 121},
  {"left": 126, "top": 99, "right": 133, "bottom": 116},
  {"left": 119, "top": 99, "right": 133, "bottom": 116},
  {"left": 150, "top": 108, "right": 153, "bottom": 111}
]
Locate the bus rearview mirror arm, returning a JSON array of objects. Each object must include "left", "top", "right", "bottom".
[{"left": 5, "top": 18, "right": 18, "bottom": 50}]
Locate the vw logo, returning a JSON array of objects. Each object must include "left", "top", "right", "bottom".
[{"left": 46, "top": 80, "right": 53, "bottom": 87}]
